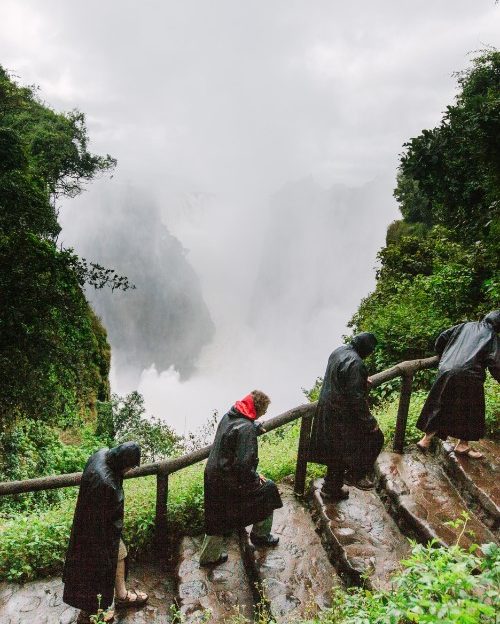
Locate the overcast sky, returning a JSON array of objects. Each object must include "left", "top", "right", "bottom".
[
  {"left": 3, "top": 1, "right": 499, "bottom": 192},
  {"left": 1, "top": 1, "right": 499, "bottom": 432}
]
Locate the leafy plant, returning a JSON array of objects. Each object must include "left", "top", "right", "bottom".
[
  {"left": 110, "top": 392, "right": 183, "bottom": 462},
  {"left": 350, "top": 50, "right": 500, "bottom": 375},
  {"left": 0, "top": 418, "right": 302, "bottom": 581},
  {"left": 295, "top": 539, "right": 499, "bottom": 624}
]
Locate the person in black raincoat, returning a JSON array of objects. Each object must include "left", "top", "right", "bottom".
[
  {"left": 309, "top": 332, "right": 383, "bottom": 499},
  {"left": 417, "top": 310, "right": 500, "bottom": 458},
  {"left": 200, "top": 390, "right": 283, "bottom": 565},
  {"left": 63, "top": 442, "right": 148, "bottom": 623}
]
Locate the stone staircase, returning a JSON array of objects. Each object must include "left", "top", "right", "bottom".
[{"left": 1, "top": 440, "right": 499, "bottom": 624}]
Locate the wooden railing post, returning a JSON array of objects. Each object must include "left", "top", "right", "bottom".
[
  {"left": 393, "top": 373, "right": 414, "bottom": 454},
  {"left": 155, "top": 467, "right": 169, "bottom": 555},
  {"left": 294, "top": 414, "right": 313, "bottom": 496}
]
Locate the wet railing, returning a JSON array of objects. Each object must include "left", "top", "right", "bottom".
[
  {"left": 0, "top": 355, "right": 438, "bottom": 545},
  {"left": 292, "top": 354, "right": 439, "bottom": 495}
]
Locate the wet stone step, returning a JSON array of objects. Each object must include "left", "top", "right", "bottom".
[
  {"left": 0, "top": 561, "right": 175, "bottom": 624},
  {"left": 240, "top": 486, "right": 340, "bottom": 623},
  {"left": 437, "top": 439, "right": 500, "bottom": 535},
  {"left": 311, "top": 479, "right": 410, "bottom": 590},
  {"left": 376, "top": 450, "right": 498, "bottom": 549},
  {"left": 176, "top": 534, "right": 254, "bottom": 623}
]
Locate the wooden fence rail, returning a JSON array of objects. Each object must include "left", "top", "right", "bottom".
[{"left": 0, "top": 355, "right": 439, "bottom": 545}]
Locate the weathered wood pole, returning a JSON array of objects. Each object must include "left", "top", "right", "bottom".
[
  {"left": 155, "top": 467, "right": 169, "bottom": 554},
  {"left": 393, "top": 373, "right": 414, "bottom": 454},
  {"left": 294, "top": 414, "right": 313, "bottom": 496}
]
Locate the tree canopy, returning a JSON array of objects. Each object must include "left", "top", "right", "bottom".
[
  {"left": 350, "top": 50, "right": 500, "bottom": 374},
  {"left": 0, "top": 67, "right": 124, "bottom": 429}
]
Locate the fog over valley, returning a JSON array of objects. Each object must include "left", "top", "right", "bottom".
[
  {"left": 61, "top": 174, "right": 396, "bottom": 432},
  {"left": 2, "top": 0, "right": 498, "bottom": 433}
]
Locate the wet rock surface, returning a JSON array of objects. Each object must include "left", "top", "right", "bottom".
[
  {"left": 242, "top": 486, "right": 340, "bottom": 623},
  {"left": 0, "top": 562, "right": 175, "bottom": 624},
  {"left": 176, "top": 535, "right": 254, "bottom": 623},
  {"left": 377, "top": 450, "right": 498, "bottom": 548},
  {"left": 438, "top": 439, "right": 500, "bottom": 534},
  {"left": 311, "top": 479, "right": 410, "bottom": 590}
]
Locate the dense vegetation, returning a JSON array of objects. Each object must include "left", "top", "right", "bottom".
[
  {"left": 0, "top": 67, "right": 134, "bottom": 488},
  {"left": 350, "top": 50, "right": 500, "bottom": 375},
  {"left": 2, "top": 380, "right": 499, "bottom": 583},
  {"left": 295, "top": 538, "right": 500, "bottom": 624},
  {"left": 0, "top": 49, "right": 498, "bottom": 624}
]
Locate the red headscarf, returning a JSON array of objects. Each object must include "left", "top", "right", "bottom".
[{"left": 234, "top": 393, "right": 257, "bottom": 420}]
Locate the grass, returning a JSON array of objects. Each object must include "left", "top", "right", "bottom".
[
  {"left": 0, "top": 376, "right": 498, "bottom": 583},
  {"left": 0, "top": 421, "right": 308, "bottom": 582}
]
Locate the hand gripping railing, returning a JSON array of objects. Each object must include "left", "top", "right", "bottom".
[
  {"left": 292, "top": 355, "right": 439, "bottom": 495},
  {"left": 0, "top": 355, "right": 438, "bottom": 547}
]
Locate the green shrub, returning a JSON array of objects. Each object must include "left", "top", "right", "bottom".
[
  {"left": 0, "top": 497, "right": 75, "bottom": 580},
  {"left": 0, "top": 421, "right": 108, "bottom": 517},
  {"left": 0, "top": 420, "right": 303, "bottom": 581},
  {"left": 111, "top": 392, "right": 183, "bottom": 462},
  {"left": 484, "top": 373, "right": 500, "bottom": 439},
  {"left": 295, "top": 539, "right": 500, "bottom": 624},
  {"left": 374, "top": 389, "right": 428, "bottom": 446}
]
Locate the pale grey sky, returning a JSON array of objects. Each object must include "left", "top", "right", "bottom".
[{"left": 2, "top": 1, "right": 498, "bottom": 193}]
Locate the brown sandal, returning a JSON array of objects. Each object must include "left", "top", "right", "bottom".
[
  {"left": 454, "top": 446, "right": 484, "bottom": 459},
  {"left": 115, "top": 589, "right": 149, "bottom": 609}
]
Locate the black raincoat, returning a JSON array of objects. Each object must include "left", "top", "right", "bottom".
[
  {"left": 309, "top": 333, "right": 383, "bottom": 475},
  {"left": 417, "top": 311, "right": 500, "bottom": 440},
  {"left": 204, "top": 407, "right": 283, "bottom": 535},
  {"left": 63, "top": 442, "right": 140, "bottom": 614}
]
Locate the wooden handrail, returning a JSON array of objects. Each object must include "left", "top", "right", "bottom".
[
  {"left": 368, "top": 355, "right": 439, "bottom": 388},
  {"left": 0, "top": 403, "right": 314, "bottom": 497},
  {"left": 0, "top": 356, "right": 439, "bottom": 546}
]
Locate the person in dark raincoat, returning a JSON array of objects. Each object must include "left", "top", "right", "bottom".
[
  {"left": 63, "top": 442, "right": 148, "bottom": 623},
  {"left": 200, "top": 390, "right": 283, "bottom": 565},
  {"left": 309, "top": 332, "right": 383, "bottom": 499},
  {"left": 417, "top": 310, "right": 500, "bottom": 458}
]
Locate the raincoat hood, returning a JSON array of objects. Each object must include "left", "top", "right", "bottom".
[
  {"left": 233, "top": 394, "right": 257, "bottom": 420},
  {"left": 483, "top": 310, "right": 500, "bottom": 333},
  {"left": 107, "top": 441, "right": 141, "bottom": 472},
  {"left": 351, "top": 332, "right": 378, "bottom": 358}
]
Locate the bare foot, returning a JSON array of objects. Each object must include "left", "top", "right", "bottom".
[
  {"left": 417, "top": 436, "right": 432, "bottom": 450},
  {"left": 454, "top": 444, "right": 484, "bottom": 459}
]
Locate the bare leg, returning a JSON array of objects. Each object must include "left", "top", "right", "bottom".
[
  {"left": 115, "top": 559, "right": 127, "bottom": 600},
  {"left": 115, "top": 559, "right": 148, "bottom": 604}
]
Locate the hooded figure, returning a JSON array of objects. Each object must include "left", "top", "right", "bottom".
[
  {"left": 63, "top": 442, "right": 141, "bottom": 616},
  {"left": 309, "top": 332, "right": 383, "bottom": 496},
  {"left": 417, "top": 311, "right": 500, "bottom": 456},
  {"left": 200, "top": 391, "right": 283, "bottom": 565}
]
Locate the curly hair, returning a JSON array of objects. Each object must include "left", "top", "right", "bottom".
[{"left": 251, "top": 389, "right": 271, "bottom": 417}]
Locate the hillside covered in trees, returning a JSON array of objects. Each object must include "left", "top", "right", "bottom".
[
  {"left": 0, "top": 66, "right": 126, "bottom": 488},
  {"left": 350, "top": 50, "right": 499, "bottom": 376},
  {"left": 0, "top": 49, "right": 498, "bottom": 624}
]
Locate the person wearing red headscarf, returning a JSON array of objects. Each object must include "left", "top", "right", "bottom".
[{"left": 199, "top": 390, "right": 283, "bottom": 565}]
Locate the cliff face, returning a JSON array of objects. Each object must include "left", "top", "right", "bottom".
[{"left": 62, "top": 186, "right": 215, "bottom": 386}]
